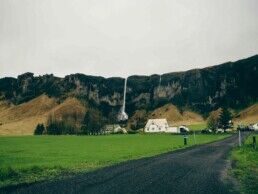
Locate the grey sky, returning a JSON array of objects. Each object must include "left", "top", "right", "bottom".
[{"left": 0, "top": 0, "right": 258, "bottom": 78}]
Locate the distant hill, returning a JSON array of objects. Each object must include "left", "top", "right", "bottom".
[
  {"left": 149, "top": 104, "right": 204, "bottom": 126},
  {"left": 0, "top": 95, "right": 85, "bottom": 135},
  {"left": 0, "top": 55, "right": 258, "bottom": 134},
  {"left": 234, "top": 103, "right": 258, "bottom": 124}
]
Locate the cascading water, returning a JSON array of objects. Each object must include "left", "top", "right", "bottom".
[
  {"left": 158, "top": 74, "right": 162, "bottom": 93},
  {"left": 117, "top": 78, "right": 128, "bottom": 121}
]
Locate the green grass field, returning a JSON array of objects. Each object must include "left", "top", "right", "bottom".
[
  {"left": 187, "top": 123, "right": 207, "bottom": 131},
  {"left": 231, "top": 133, "right": 258, "bottom": 194},
  {"left": 0, "top": 134, "right": 229, "bottom": 188}
]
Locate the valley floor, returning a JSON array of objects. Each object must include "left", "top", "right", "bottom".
[
  {"left": 0, "top": 134, "right": 229, "bottom": 189},
  {"left": 1, "top": 133, "right": 245, "bottom": 194}
]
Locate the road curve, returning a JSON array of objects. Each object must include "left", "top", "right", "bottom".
[{"left": 3, "top": 134, "right": 246, "bottom": 194}]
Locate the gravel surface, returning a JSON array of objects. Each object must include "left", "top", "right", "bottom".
[{"left": 3, "top": 134, "right": 247, "bottom": 194}]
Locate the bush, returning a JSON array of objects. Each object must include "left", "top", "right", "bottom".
[
  {"left": 34, "top": 123, "right": 45, "bottom": 135},
  {"left": 127, "top": 130, "right": 139, "bottom": 134}
]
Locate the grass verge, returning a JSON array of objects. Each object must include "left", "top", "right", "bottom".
[{"left": 231, "top": 133, "right": 258, "bottom": 194}]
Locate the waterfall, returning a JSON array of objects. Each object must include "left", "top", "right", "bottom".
[
  {"left": 118, "top": 78, "right": 128, "bottom": 121},
  {"left": 158, "top": 75, "right": 162, "bottom": 93},
  {"left": 122, "top": 78, "right": 127, "bottom": 113}
]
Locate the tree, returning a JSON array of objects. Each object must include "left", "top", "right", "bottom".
[
  {"left": 207, "top": 115, "right": 218, "bottom": 132},
  {"left": 130, "top": 110, "right": 148, "bottom": 130},
  {"left": 81, "top": 111, "right": 91, "bottom": 134},
  {"left": 34, "top": 123, "right": 45, "bottom": 135},
  {"left": 219, "top": 108, "right": 232, "bottom": 130},
  {"left": 81, "top": 109, "right": 105, "bottom": 135}
]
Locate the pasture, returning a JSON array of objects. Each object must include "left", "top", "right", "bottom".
[
  {"left": 187, "top": 122, "right": 207, "bottom": 131},
  {"left": 0, "top": 134, "right": 229, "bottom": 188}
]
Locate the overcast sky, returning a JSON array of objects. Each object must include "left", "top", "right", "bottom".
[{"left": 0, "top": 0, "right": 258, "bottom": 78}]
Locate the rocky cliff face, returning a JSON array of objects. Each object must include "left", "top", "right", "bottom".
[{"left": 0, "top": 55, "right": 258, "bottom": 118}]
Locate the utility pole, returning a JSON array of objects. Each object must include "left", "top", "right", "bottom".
[{"left": 238, "top": 130, "right": 241, "bottom": 147}]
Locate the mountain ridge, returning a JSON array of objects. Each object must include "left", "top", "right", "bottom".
[{"left": 0, "top": 55, "right": 258, "bottom": 127}]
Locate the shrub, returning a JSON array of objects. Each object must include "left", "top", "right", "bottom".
[{"left": 34, "top": 123, "right": 45, "bottom": 135}]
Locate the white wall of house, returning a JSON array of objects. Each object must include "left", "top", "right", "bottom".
[
  {"left": 166, "top": 127, "right": 179, "bottom": 133},
  {"left": 144, "top": 119, "right": 179, "bottom": 133}
]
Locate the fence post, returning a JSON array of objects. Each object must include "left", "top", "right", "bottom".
[
  {"left": 194, "top": 131, "right": 196, "bottom": 145},
  {"left": 184, "top": 135, "right": 187, "bottom": 145},
  {"left": 238, "top": 130, "right": 241, "bottom": 147},
  {"left": 253, "top": 136, "right": 256, "bottom": 150}
]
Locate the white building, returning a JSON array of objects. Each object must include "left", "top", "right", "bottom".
[
  {"left": 253, "top": 123, "right": 258, "bottom": 131},
  {"left": 144, "top": 119, "right": 179, "bottom": 133},
  {"left": 104, "top": 124, "right": 127, "bottom": 134},
  {"left": 178, "top": 126, "right": 190, "bottom": 133}
]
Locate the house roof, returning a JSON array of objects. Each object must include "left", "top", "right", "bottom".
[{"left": 145, "top": 119, "right": 168, "bottom": 127}]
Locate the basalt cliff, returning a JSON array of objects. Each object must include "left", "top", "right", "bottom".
[{"left": 0, "top": 55, "right": 258, "bottom": 134}]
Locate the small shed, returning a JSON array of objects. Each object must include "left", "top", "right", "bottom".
[{"left": 104, "top": 124, "right": 127, "bottom": 134}]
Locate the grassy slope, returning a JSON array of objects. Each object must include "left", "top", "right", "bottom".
[
  {"left": 149, "top": 104, "right": 204, "bottom": 126},
  {"left": 0, "top": 95, "right": 86, "bottom": 135},
  {"left": 231, "top": 134, "right": 258, "bottom": 194},
  {"left": 0, "top": 134, "right": 229, "bottom": 188},
  {"left": 234, "top": 103, "right": 258, "bottom": 124}
]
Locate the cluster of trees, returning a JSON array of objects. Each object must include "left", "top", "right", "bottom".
[
  {"left": 81, "top": 109, "right": 105, "bottom": 135},
  {"left": 34, "top": 120, "right": 77, "bottom": 135},
  {"left": 34, "top": 108, "right": 106, "bottom": 135},
  {"left": 130, "top": 110, "right": 148, "bottom": 130},
  {"left": 207, "top": 108, "right": 233, "bottom": 132}
]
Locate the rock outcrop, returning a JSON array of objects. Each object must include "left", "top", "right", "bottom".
[{"left": 0, "top": 55, "right": 257, "bottom": 119}]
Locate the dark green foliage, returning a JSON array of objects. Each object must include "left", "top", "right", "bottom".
[
  {"left": 46, "top": 120, "right": 62, "bottom": 135},
  {"left": 81, "top": 109, "right": 105, "bottom": 135},
  {"left": 207, "top": 115, "right": 219, "bottom": 131},
  {"left": 130, "top": 111, "right": 148, "bottom": 131},
  {"left": 34, "top": 124, "right": 45, "bottom": 135},
  {"left": 46, "top": 116, "right": 77, "bottom": 135},
  {"left": 219, "top": 108, "right": 232, "bottom": 129}
]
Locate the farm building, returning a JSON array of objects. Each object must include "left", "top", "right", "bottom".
[
  {"left": 253, "top": 123, "right": 258, "bottom": 131},
  {"left": 178, "top": 126, "right": 190, "bottom": 133},
  {"left": 144, "top": 119, "right": 179, "bottom": 133},
  {"left": 104, "top": 124, "right": 127, "bottom": 134}
]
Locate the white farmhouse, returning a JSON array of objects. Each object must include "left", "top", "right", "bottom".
[
  {"left": 144, "top": 119, "right": 179, "bottom": 133},
  {"left": 253, "top": 123, "right": 258, "bottom": 131}
]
